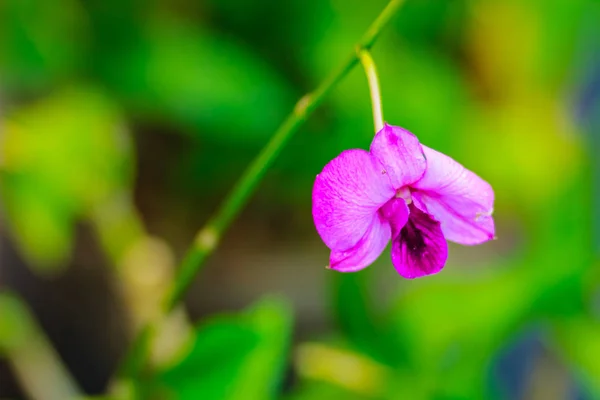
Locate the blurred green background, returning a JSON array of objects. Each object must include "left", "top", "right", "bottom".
[{"left": 1, "top": 0, "right": 599, "bottom": 399}]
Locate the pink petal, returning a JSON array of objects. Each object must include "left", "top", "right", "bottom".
[
  {"left": 379, "top": 197, "right": 409, "bottom": 240},
  {"left": 312, "top": 149, "right": 395, "bottom": 251},
  {"left": 329, "top": 215, "right": 391, "bottom": 272},
  {"left": 391, "top": 205, "right": 448, "bottom": 279},
  {"left": 412, "top": 146, "right": 495, "bottom": 245},
  {"left": 370, "top": 124, "right": 427, "bottom": 189}
]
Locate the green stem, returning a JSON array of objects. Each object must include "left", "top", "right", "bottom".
[
  {"left": 0, "top": 292, "right": 83, "bottom": 400},
  {"left": 358, "top": 50, "right": 384, "bottom": 132},
  {"left": 116, "top": 0, "right": 406, "bottom": 381}
]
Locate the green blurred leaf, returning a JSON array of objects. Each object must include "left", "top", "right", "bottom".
[
  {"left": 393, "top": 0, "right": 468, "bottom": 51},
  {"left": 99, "top": 18, "right": 294, "bottom": 143},
  {"left": 283, "top": 380, "right": 371, "bottom": 400},
  {"left": 0, "top": 87, "right": 133, "bottom": 272},
  {"left": 0, "top": 0, "right": 87, "bottom": 91},
  {"left": 384, "top": 267, "right": 533, "bottom": 399},
  {"left": 154, "top": 297, "right": 292, "bottom": 400},
  {"left": 291, "top": 340, "right": 431, "bottom": 400},
  {"left": 531, "top": 0, "right": 587, "bottom": 91},
  {"left": 330, "top": 269, "right": 399, "bottom": 365},
  {"left": 0, "top": 291, "right": 33, "bottom": 354},
  {"left": 551, "top": 315, "right": 600, "bottom": 397}
]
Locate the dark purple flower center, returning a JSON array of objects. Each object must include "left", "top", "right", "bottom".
[
  {"left": 393, "top": 203, "right": 445, "bottom": 276},
  {"left": 379, "top": 195, "right": 443, "bottom": 268},
  {"left": 400, "top": 215, "right": 427, "bottom": 258}
]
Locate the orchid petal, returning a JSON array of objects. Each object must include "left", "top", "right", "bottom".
[
  {"left": 379, "top": 197, "right": 409, "bottom": 240},
  {"left": 312, "top": 149, "right": 395, "bottom": 251},
  {"left": 329, "top": 215, "right": 391, "bottom": 272},
  {"left": 391, "top": 205, "right": 448, "bottom": 279},
  {"left": 370, "top": 124, "right": 427, "bottom": 189},
  {"left": 413, "top": 146, "right": 495, "bottom": 245}
]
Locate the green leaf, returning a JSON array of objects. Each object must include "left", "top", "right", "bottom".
[
  {"left": 283, "top": 380, "right": 372, "bottom": 400},
  {"left": 0, "top": 292, "right": 33, "bottom": 354},
  {"left": 552, "top": 315, "right": 600, "bottom": 397},
  {"left": 393, "top": 0, "right": 468, "bottom": 50},
  {"left": 99, "top": 18, "right": 294, "bottom": 143},
  {"left": 385, "top": 266, "right": 534, "bottom": 399},
  {"left": 0, "top": 87, "right": 133, "bottom": 272},
  {"left": 329, "top": 269, "right": 398, "bottom": 365},
  {"left": 0, "top": 0, "right": 87, "bottom": 91},
  {"left": 155, "top": 297, "right": 292, "bottom": 400}
]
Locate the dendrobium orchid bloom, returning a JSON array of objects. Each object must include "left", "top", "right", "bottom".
[{"left": 312, "top": 124, "right": 495, "bottom": 278}]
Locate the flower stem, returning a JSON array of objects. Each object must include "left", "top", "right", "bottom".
[
  {"left": 0, "top": 292, "right": 83, "bottom": 400},
  {"left": 358, "top": 50, "right": 384, "bottom": 132},
  {"left": 115, "top": 0, "right": 407, "bottom": 381}
]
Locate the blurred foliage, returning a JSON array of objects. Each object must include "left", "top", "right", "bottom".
[
  {"left": 0, "top": 88, "right": 132, "bottom": 271},
  {"left": 152, "top": 297, "right": 292, "bottom": 400},
  {"left": 0, "top": 0, "right": 599, "bottom": 399},
  {"left": 99, "top": 18, "right": 295, "bottom": 142},
  {"left": 0, "top": 291, "right": 83, "bottom": 398},
  {"left": 0, "top": 292, "right": 32, "bottom": 354},
  {"left": 0, "top": 0, "right": 86, "bottom": 91}
]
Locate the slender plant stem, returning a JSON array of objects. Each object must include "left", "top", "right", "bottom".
[
  {"left": 0, "top": 292, "right": 83, "bottom": 400},
  {"left": 116, "top": 0, "right": 406, "bottom": 381},
  {"left": 358, "top": 50, "right": 384, "bottom": 132}
]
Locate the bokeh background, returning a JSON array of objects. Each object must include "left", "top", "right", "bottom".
[{"left": 1, "top": 0, "right": 600, "bottom": 399}]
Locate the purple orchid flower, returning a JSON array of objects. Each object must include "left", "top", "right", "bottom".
[{"left": 312, "top": 124, "right": 495, "bottom": 278}]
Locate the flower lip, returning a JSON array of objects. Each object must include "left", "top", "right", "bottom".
[
  {"left": 401, "top": 216, "right": 426, "bottom": 257},
  {"left": 391, "top": 203, "right": 448, "bottom": 279}
]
